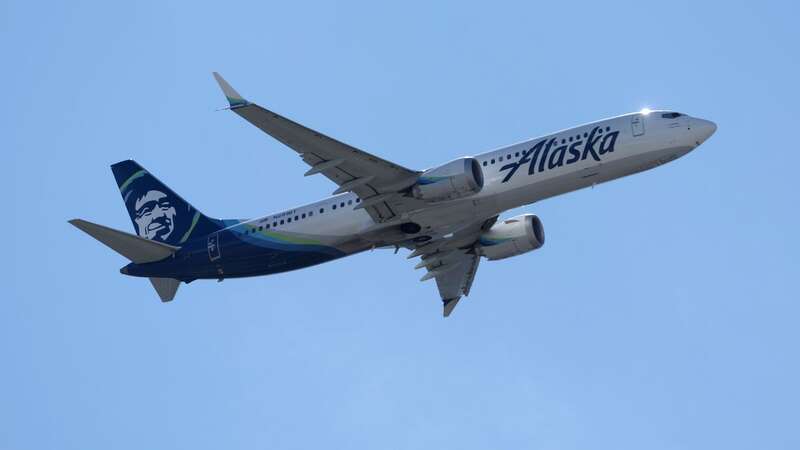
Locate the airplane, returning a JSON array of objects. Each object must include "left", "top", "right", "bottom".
[{"left": 70, "top": 73, "right": 717, "bottom": 316}]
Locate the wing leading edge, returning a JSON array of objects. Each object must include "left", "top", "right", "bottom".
[{"left": 212, "top": 72, "right": 422, "bottom": 223}]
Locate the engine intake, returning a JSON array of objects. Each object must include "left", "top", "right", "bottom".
[
  {"left": 412, "top": 157, "right": 484, "bottom": 202},
  {"left": 478, "top": 214, "right": 545, "bottom": 260}
]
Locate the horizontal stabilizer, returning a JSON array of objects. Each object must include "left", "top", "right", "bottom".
[
  {"left": 69, "top": 219, "right": 179, "bottom": 263},
  {"left": 149, "top": 277, "right": 180, "bottom": 302}
]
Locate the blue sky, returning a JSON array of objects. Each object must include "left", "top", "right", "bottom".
[{"left": 2, "top": 1, "right": 799, "bottom": 449}]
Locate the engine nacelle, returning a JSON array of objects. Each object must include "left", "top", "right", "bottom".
[
  {"left": 478, "top": 214, "right": 545, "bottom": 260},
  {"left": 411, "top": 157, "right": 484, "bottom": 202}
]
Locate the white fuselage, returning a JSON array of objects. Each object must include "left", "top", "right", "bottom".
[{"left": 231, "top": 111, "right": 715, "bottom": 253}]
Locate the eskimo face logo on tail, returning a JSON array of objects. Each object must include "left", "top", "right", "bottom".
[
  {"left": 129, "top": 190, "right": 177, "bottom": 242},
  {"left": 500, "top": 126, "right": 619, "bottom": 183}
]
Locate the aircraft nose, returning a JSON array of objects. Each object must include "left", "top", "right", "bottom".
[{"left": 692, "top": 118, "right": 717, "bottom": 143}]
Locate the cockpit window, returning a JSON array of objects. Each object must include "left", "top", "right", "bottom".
[{"left": 661, "top": 112, "right": 683, "bottom": 119}]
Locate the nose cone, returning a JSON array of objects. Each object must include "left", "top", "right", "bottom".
[{"left": 692, "top": 118, "right": 717, "bottom": 144}]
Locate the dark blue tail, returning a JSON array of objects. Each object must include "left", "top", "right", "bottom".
[{"left": 111, "top": 160, "right": 224, "bottom": 246}]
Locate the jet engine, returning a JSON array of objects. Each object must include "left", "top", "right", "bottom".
[
  {"left": 411, "top": 157, "right": 484, "bottom": 202},
  {"left": 478, "top": 214, "right": 545, "bottom": 260}
]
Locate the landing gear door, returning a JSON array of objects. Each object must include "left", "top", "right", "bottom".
[
  {"left": 207, "top": 232, "right": 221, "bottom": 262},
  {"left": 631, "top": 114, "right": 645, "bottom": 137}
]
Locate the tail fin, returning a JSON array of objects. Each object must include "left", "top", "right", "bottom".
[{"left": 111, "top": 160, "right": 223, "bottom": 246}]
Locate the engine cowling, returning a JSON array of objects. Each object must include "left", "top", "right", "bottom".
[
  {"left": 478, "top": 214, "right": 545, "bottom": 260},
  {"left": 412, "top": 157, "right": 484, "bottom": 202}
]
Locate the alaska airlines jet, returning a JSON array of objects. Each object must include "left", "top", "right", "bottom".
[{"left": 70, "top": 73, "right": 716, "bottom": 316}]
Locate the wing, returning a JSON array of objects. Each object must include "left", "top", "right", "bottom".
[
  {"left": 213, "top": 72, "right": 423, "bottom": 223},
  {"left": 427, "top": 252, "right": 480, "bottom": 317},
  {"left": 408, "top": 216, "right": 497, "bottom": 317}
]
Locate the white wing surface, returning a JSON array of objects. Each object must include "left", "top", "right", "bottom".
[{"left": 213, "top": 72, "right": 424, "bottom": 223}]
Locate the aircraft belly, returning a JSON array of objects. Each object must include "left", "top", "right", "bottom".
[
  {"left": 209, "top": 229, "right": 370, "bottom": 278},
  {"left": 221, "top": 250, "right": 350, "bottom": 278},
  {"left": 403, "top": 196, "right": 497, "bottom": 235}
]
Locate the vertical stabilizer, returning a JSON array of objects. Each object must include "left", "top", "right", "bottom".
[{"left": 111, "top": 160, "right": 223, "bottom": 246}]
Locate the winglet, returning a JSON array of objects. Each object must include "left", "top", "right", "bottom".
[
  {"left": 212, "top": 72, "right": 248, "bottom": 108},
  {"left": 443, "top": 297, "right": 461, "bottom": 317}
]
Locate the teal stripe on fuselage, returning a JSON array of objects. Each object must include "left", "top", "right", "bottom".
[{"left": 232, "top": 227, "right": 345, "bottom": 257}]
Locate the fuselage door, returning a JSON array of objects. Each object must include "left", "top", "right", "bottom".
[
  {"left": 631, "top": 114, "right": 645, "bottom": 137},
  {"left": 207, "top": 232, "right": 221, "bottom": 261}
]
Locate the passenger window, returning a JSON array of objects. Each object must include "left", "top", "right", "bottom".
[
  {"left": 515, "top": 152, "right": 519, "bottom": 157},
  {"left": 302, "top": 213, "right": 306, "bottom": 219},
  {"left": 309, "top": 211, "right": 313, "bottom": 217},
  {"left": 483, "top": 161, "right": 488, "bottom": 166},
  {"left": 491, "top": 159, "right": 495, "bottom": 164},
  {"left": 258, "top": 226, "right": 263, "bottom": 231},
  {"left": 294, "top": 216, "right": 298, "bottom": 221},
  {"left": 333, "top": 204, "right": 337, "bottom": 210},
  {"left": 280, "top": 220, "right": 284, "bottom": 225},
  {"left": 340, "top": 202, "right": 345, "bottom": 207},
  {"left": 348, "top": 200, "right": 352, "bottom": 205},
  {"left": 273, "top": 222, "right": 277, "bottom": 227},
  {"left": 320, "top": 208, "right": 324, "bottom": 213},
  {"left": 287, "top": 218, "right": 292, "bottom": 223}
]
